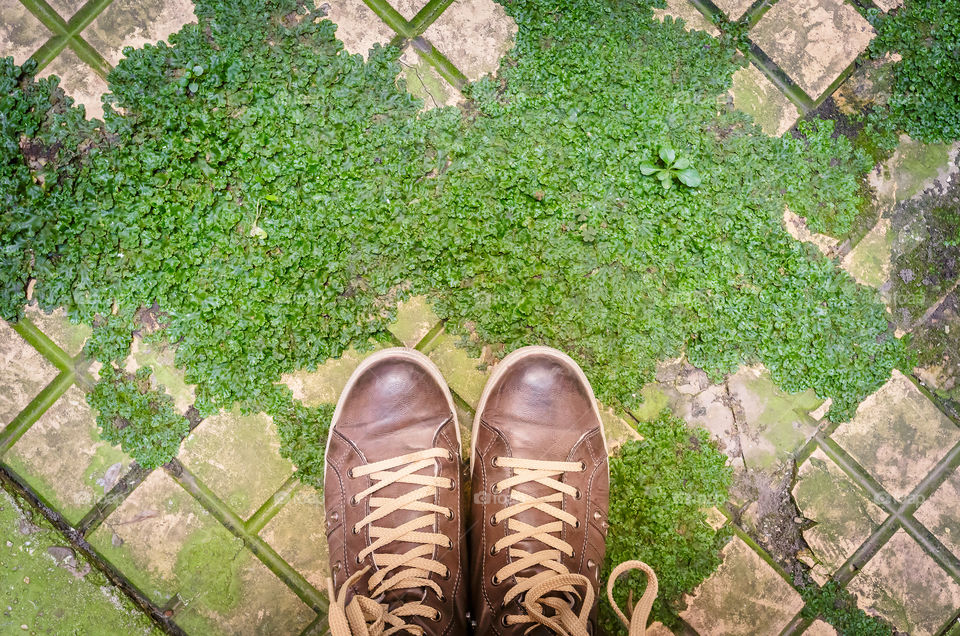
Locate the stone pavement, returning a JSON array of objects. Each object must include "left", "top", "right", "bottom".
[{"left": 3, "top": 0, "right": 960, "bottom": 633}]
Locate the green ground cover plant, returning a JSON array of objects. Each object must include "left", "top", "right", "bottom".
[
  {"left": 801, "top": 581, "right": 893, "bottom": 635},
  {"left": 1, "top": 0, "right": 914, "bottom": 623},
  {"left": 603, "top": 411, "right": 731, "bottom": 630},
  {"left": 866, "top": 0, "right": 960, "bottom": 145}
]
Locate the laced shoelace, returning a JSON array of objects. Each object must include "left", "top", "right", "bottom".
[
  {"left": 327, "top": 448, "right": 455, "bottom": 636},
  {"left": 491, "top": 456, "right": 659, "bottom": 635}
]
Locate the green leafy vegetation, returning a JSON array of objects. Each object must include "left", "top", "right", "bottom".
[
  {"left": 801, "top": 581, "right": 893, "bottom": 635},
  {"left": 639, "top": 144, "right": 702, "bottom": 189},
  {"left": 866, "top": 0, "right": 960, "bottom": 144},
  {"left": 271, "top": 392, "right": 334, "bottom": 489},
  {"left": 88, "top": 366, "right": 190, "bottom": 469},
  {"left": 602, "top": 411, "right": 732, "bottom": 630}
]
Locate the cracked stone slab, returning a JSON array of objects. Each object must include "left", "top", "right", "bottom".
[
  {"left": 24, "top": 305, "right": 91, "bottom": 358},
  {"left": 0, "top": 319, "right": 59, "bottom": 427},
  {"left": 324, "top": 0, "right": 395, "bottom": 59},
  {"left": 280, "top": 343, "right": 391, "bottom": 407},
  {"left": 841, "top": 215, "right": 892, "bottom": 288},
  {"left": 179, "top": 410, "right": 295, "bottom": 519},
  {"left": 914, "top": 467, "right": 960, "bottom": 559},
  {"left": 173, "top": 546, "right": 315, "bottom": 636},
  {"left": 88, "top": 469, "right": 225, "bottom": 604},
  {"left": 783, "top": 207, "right": 841, "bottom": 256},
  {"left": 792, "top": 448, "right": 887, "bottom": 576},
  {"left": 652, "top": 0, "right": 720, "bottom": 37},
  {"left": 5, "top": 385, "right": 132, "bottom": 525},
  {"left": 388, "top": 295, "right": 441, "bottom": 348},
  {"left": 259, "top": 485, "right": 329, "bottom": 590},
  {"left": 750, "top": 0, "right": 874, "bottom": 99},
  {"left": 805, "top": 619, "right": 837, "bottom": 635},
  {"left": 399, "top": 43, "right": 463, "bottom": 109},
  {"left": 422, "top": 0, "right": 517, "bottom": 82},
  {"left": 599, "top": 405, "right": 642, "bottom": 456},
  {"left": 832, "top": 369, "right": 960, "bottom": 500},
  {"left": 680, "top": 535, "right": 804, "bottom": 635},
  {"left": 124, "top": 336, "right": 196, "bottom": 415},
  {"left": 0, "top": 0, "right": 52, "bottom": 66},
  {"left": 647, "top": 360, "right": 822, "bottom": 473},
  {"left": 730, "top": 63, "right": 801, "bottom": 137},
  {"left": 847, "top": 529, "right": 960, "bottom": 635},
  {"left": 81, "top": 0, "right": 197, "bottom": 68}
]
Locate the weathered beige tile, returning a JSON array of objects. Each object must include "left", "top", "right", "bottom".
[
  {"left": 873, "top": 0, "right": 902, "bottom": 11},
  {"left": 389, "top": 295, "right": 440, "bottom": 348},
  {"left": 422, "top": 329, "right": 488, "bottom": 406},
  {"left": 714, "top": 0, "right": 754, "bottom": 21},
  {"left": 46, "top": 0, "right": 87, "bottom": 19},
  {"left": 5, "top": 385, "right": 132, "bottom": 525},
  {"left": 124, "top": 336, "right": 196, "bottom": 414},
  {"left": 869, "top": 136, "right": 957, "bottom": 212},
  {"left": 652, "top": 0, "right": 720, "bottom": 37},
  {"left": 841, "top": 215, "right": 892, "bottom": 288},
  {"left": 805, "top": 619, "right": 837, "bottom": 635},
  {"left": 399, "top": 44, "right": 463, "bottom": 109},
  {"left": 259, "top": 485, "right": 329, "bottom": 591},
  {"left": 179, "top": 410, "right": 295, "bottom": 519},
  {"left": 750, "top": 0, "right": 874, "bottom": 99},
  {"left": 847, "top": 529, "right": 960, "bottom": 635},
  {"left": 81, "top": 0, "right": 196, "bottom": 67},
  {"left": 39, "top": 48, "right": 109, "bottom": 120},
  {"left": 174, "top": 551, "right": 315, "bottom": 636},
  {"left": 24, "top": 305, "right": 91, "bottom": 358},
  {"left": 0, "top": 0, "right": 52, "bottom": 66},
  {"left": 832, "top": 370, "right": 960, "bottom": 500},
  {"left": 88, "top": 470, "right": 222, "bottom": 604},
  {"left": 680, "top": 535, "right": 804, "bottom": 634},
  {"left": 730, "top": 63, "right": 801, "bottom": 137},
  {"left": 0, "top": 320, "right": 59, "bottom": 427},
  {"left": 792, "top": 448, "right": 887, "bottom": 575},
  {"left": 422, "top": 0, "right": 517, "bottom": 82},
  {"left": 599, "top": 405, "right": 642, "bottom": 456},
  {"left": 833, "top": 53, "right": 899, "bottom": 116},
  {"left": 914, "top": 468, "right": 960, "bottom": 559},
  {"left": 325, "top": 0, "right": 395, "bottom": 59},
  {"left": 783, "top": 207, "right": 840, "bottom": 256}
]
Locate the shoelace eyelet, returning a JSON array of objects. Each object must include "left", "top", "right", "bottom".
[
  {"left": 446, "top": 538, "right": 453, "bottom": 549},
  {"left": 500, "top": 615, "right": 510, "bottom": 627},
  {"left": 349, "top": 495, "right": 359, "bottom": 506},
  {"left": 446, "top": 450, "right": 455, "bottom": 461},
  {"left": 446, "top": 509, "right": 454, "bottom": 520},
  {"left": 431, "top": 610, "right": 442, "bottom": 622},
  {"left": 490, "top": 515, "right": 498, "bottom": 526},
  {"left": 578, "top": 461, "right": 586, "bottom": 471},
  {"left": 491, "top": 456, "right": 499, "bottom": 467},
  {"left": 355, "top": 555, "right": 362, "bottom": 564},
  {"left": 490, "top": 545, "right": 497, "bottom": 556},
  {"left": 574, "top": 520, "right": 581, "bottom": 529},
  {"left": 574, "top": 488, "right": 582, "bottom": 500},
  {"left": 442, "top": 568, "right": 451, "bottom": 580},
  {"left": 491, "top": 574, "right": 501, "bottom": 586}
]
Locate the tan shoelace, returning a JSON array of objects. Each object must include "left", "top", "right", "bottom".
[
  {"left": 491, "top": 456, "right": 660, "bottom": 635},
  {"left": 327, "top": 448, "right": 455, "bottom": 636}
]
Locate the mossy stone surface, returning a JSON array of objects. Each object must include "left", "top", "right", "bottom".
[
  {"left": 259, "top": 484, "right": 330, "bottom": 591},
  {"left": 0, "top": 319, "right": 58, "bottom": 427}
]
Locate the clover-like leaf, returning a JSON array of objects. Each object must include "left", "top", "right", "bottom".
[
  {"left": 672, "top": 156, "right": 691, "bottom": 170},
  {"left": 659, "top": 145, "right": 676, "bottom": 164},
  {"left": 676, "top": 168, "right": 701, "bottom": 188},
  {"left": 639, "top": 163, "right": 659, "bottom": 175}
]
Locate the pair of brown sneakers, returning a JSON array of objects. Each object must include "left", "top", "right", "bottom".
[{"left": 323, "top": 346, "right": 656, "bottom": 635}]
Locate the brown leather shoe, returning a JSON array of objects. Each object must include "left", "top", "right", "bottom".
[
  {"left": 324, "top": 348, "right": 468, "bottom": 635},
  {"left": 470, "top": 346, "right": 610, "bottom": 635}
]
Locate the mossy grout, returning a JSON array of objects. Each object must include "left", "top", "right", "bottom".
[
  {"left": 244, "top": 473, "right": 302, "bottom": 535},
  {"left": 13, "top": 317, "right": 74, "bottom": 372},
  {"left": 0, "top": 370, "right": 74, "bottom": 456}
]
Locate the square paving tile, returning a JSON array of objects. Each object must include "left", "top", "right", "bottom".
[
  {"left": 841, "top": 215, "right": 892, "bottom": 288},
  {"left": 179, "top": 410, "right": 295, "bottom": 519},
  {"left": 259, "top": 485, "right": 329, "bottom": 591},
  {"left": 847, "top": 529, "right": 960, "bottom": 635},
  {"left": 81, "top": 0, "right": 196, "bottom": 67},
  {"left": 38, "top": 48, "right": 110, "bottom": 120},
  {"left": 832, "top": 370, "right": 960, "bottom": 500},
  {"left": 173, "top": 547, "right": 315, "bottom": 636},
  {"left": 714, "top": 0, "right": 755, "bottom": 21},
  {"left": 388, "top": 295, "right": 440, "bottom": 348},
  {"left": 680, "top": 535, "right": 804, "bottom": 635},
  {"left": 730, "top": 63, "right": 801, "bottom": 137},
  {"left": 88, "top": 469, "right": 227, "bottom": 604},
  {"left": 750, "top": 0, "right": 874, "bottom": 99},
  {"left": 421, "top": 329, "right": 489, "bottom": 406},
  {"left": 914, "top": 467, "right": 960, "bottom": 559},
  {"left": 805, "top": 619, "right": 837, "bottom": 635},
  {"left": 652, "top": 0, "right": 720, "bottom": 36},
  {"left": 45, "top": 0, "right": 87, "bottom": 20},
  {"left": 0, "top": 0, "right": 52, "bottom": 66},
  {"left": 325, "top": 0, "right": 395, "bottom": 59},
  {"left": 5, "top": 385, "right": 132, "bottom": 525},
  {"left": 23, "top": 305, "right": 91, "bottom": 358},
  {"left": 792, "top": 448, "right": 887, "bottom": 575},
  {"left": 0, "top": 320, "right": 59, "bottom": 427},
  {"left": 422, "top": 0, "right": 517, "bottom": 82},
  {"left": 124, "top": 336, "right": 197, "bottom": 415}
]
